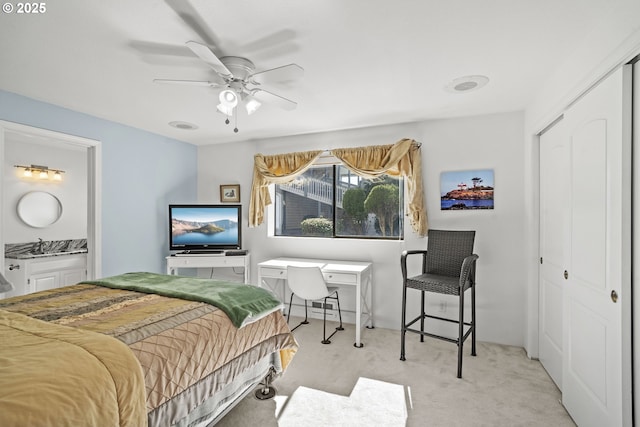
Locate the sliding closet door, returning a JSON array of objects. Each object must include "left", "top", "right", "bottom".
[
  {"left": 561, "top": 65, "right": 631, "bottom": 427},
  {"left": 539, "top": 117, "right": 568, "bottom": 390}
]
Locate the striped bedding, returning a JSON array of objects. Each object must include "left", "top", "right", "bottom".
[{"left": 0, "top": 280, "right": 298, "bottom": 426}]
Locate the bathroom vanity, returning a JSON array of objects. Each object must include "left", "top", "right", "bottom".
[
  {"left": 4, "top": 245, "right": 87, "bottom": 298},
  {"left": 1, "top": 188, "right": 90, "bottom": 298}
]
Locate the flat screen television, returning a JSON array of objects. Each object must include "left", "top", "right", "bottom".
[{"left": 169, "top": 204, "right": 242, "bottom": 252}]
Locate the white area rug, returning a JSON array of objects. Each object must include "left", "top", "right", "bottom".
[{"left": 278, "top": 377, "right": 407, "bottom": 426}]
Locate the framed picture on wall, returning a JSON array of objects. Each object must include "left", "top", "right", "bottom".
[
  {"left": 220, "top": 184, "right": 240, "bottom": 203},
  {"left": 440, "top": 169, "right": 494, "bottom": 210}
]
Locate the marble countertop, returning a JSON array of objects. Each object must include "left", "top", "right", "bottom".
[
  {"left": 6, "top": 249, "right": 88, "bottom": 259},
  {"left": 5, "top": 239, "right": 87, "bottom": 260}
]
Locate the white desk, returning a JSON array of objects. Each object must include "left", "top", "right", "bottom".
[
  {"left": 166, "top": 253, "right": 250, "bottom": 284},
  {"left": 257, "top": 257, "right": 373, "bottom": 348}
]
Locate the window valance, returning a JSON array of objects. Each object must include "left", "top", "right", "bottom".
[{"left": 249, "top": 138, "right": 427, "bottom": 236}]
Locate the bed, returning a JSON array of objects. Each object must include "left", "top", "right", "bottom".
[{"left": 0, "top": 272, "right": 298, "bottom": 427}]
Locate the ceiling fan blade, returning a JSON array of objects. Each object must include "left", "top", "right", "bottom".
[
  {"left": 185, "top": 41, "right": 233, "bottom": 79},
  {"left": 165, "top": 0, "right": 220, "bottom": 49},
  {"left": 153, "top": 79, "right": 224, "bottom": 87},
  {"left": 252, "top": 89, "right": 298, "bottom": 111},
  {"left": 250, "top": 63, "right": 303, "bottom": 84}
]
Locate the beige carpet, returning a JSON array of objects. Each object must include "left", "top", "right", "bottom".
[{"left": 216, "top": 318, "right": 576, "bottom": 426}]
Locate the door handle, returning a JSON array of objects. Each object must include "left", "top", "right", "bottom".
[{"left": 611, "top": 290, "right": 618, "bottom": 303}]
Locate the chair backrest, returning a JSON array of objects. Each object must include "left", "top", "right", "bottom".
[
  {"left": 426, "top": 229, "right": 476, "bottom": 277},
  {"left": 287, "top": 266, "right": 331, "bottom": 301}
]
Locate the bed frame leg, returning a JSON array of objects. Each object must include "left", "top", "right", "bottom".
[{"left": 254, "top": 367, "right": 277, "bottom": 400}]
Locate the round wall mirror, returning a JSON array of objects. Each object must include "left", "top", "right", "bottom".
[{"left": 17, "top": 191, "right": 63, "bottom": 228}]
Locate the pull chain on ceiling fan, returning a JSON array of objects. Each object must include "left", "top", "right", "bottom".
[{"left": 154, "top": 40, "right": 303, "bottom": 132}]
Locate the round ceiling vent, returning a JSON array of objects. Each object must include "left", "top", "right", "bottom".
[
  {"left": 445, "top": 75, "right": 489, "bottom": 93},
  {"left": 169, "top": 121, "right": 198, "bottom": 130}
]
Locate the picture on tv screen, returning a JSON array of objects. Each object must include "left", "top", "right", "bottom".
[{"left": 169, "top": 205, "right": 241, "bottom": 250}]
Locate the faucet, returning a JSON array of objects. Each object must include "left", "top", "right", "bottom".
[{"left": 31, "top": 238, "right": 45, "bottom": 254}]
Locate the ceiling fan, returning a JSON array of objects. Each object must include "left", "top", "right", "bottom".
[{"left": 154, "top": 41, "right": 303, "bottom": 130}]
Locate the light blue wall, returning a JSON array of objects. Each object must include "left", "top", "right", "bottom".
[{"left": 0, "top": 90, "right": 197, "bottom": 276}]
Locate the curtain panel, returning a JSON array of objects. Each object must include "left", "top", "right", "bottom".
[
  {"left": 331, "top": 138, "right": 427, "bottom": 236},
  {"left": 249, "top": 150, "right": 323, "bottom": 227},
  {"left": 249, "top": 138, "right": 427, "bottom": 236}
]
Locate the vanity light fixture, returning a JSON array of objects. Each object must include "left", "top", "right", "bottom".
[{"left": 14, "top": 164, "right": 65, "bottom": 182}]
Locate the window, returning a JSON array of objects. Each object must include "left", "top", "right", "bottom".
[{"left": 274, "top": 164, "right": 404, "bottom": 239}]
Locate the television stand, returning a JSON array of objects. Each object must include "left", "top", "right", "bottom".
[{"left": 166, "top": 253, "right": 250, "bottom": 284}]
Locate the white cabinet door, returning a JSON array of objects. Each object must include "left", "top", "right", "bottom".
[
  {"left": 560, "top": 66, "right": 631, "bottom": 427},
  {"left": 7, "top": 254, "right": 87, "bottom": 296},
  {"left": 60, "top": 268, "right": 86, "bottom": 287},
  {"left": 30, "top": 272, "right": 59, "bottom": 293}
]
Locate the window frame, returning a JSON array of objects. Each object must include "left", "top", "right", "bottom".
[{"left": 273, "top": 163, "right": 405, "bottom": 241}]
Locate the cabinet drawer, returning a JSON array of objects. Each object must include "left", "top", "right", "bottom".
[
  {"left": 216, "top": 257, "right": 246, "bottom": 267},
  {"left": 28, "top": 255, "right": 87, "bottom": 274},
  {"left": 323, "top": 272, "right": 357, "bottom": 284},
  {"left": 170, "top": 257, "right": 198, "bottom": 267},
  {"left": 168, "top": 256, "right": 246, "bottom": 268},
  {"left": 259, "top": 267, "right": 286, "bottom": 279}
]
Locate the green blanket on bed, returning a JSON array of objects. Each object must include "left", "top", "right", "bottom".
[{"left": 83, "top": 272, "right": 283, "bottom": 328}]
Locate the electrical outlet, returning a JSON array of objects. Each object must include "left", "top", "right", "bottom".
[{"left": 439, "top": 300, "right": 447, "bottom": 312}]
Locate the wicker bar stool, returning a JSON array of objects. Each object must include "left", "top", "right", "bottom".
[{"left": 400, "top": 229, "right": 479, "bottom": 378}]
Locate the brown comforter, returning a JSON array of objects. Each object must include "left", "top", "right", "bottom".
[{"left": 0, "top": 283, "right": 298, "bottom": 426}]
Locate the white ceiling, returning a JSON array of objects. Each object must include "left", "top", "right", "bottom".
[{"left": 0, "top": 0, "right": 629, "bottom": 145}]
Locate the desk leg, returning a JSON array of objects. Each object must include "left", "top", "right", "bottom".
[
  {"left": 365, "top": 271, "right": 374, "bottom": 328},
  {"left": 353, "top": 269, "right": 374, "bottom": 348},
  {"left": 354, "top": 275, "right": 364, "bottom": 348},
  {"left": 259, "top": 276, "right": 286, "bottom": 311}
]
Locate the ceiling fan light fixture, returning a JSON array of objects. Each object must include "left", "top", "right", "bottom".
[
  {"left": 245, "top": 97, "right": 262, "bottom": 115},
  {"left": 219, "top": 89, "right": 238, "bottom": 108},
  {"left": 156, "top": 41, "right": 303, "bottom": 133},
  {"left": 216, "top": 103, "right": 235, "bottom": 116}
]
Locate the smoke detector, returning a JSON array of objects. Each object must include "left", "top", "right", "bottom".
[{"left": 445, "top": 75, "right": 489, "bottom": 93}]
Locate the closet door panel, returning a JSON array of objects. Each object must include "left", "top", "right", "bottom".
[
  {"left": 539, "top": 118, "right": 569, "bottom": 389},
  {"left": 571, "top": 119, "right": 607, "bottom": 290},
  {"left": 561, "top": 65, "right": 630, "bottom": 427}
]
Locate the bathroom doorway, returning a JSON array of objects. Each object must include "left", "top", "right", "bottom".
[{"left": 0, "top": 121, "right": 101, "bottom": 280}]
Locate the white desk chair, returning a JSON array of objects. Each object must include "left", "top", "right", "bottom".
[{"left": 286, "top": 266, "right": 344, "bottom": 344}]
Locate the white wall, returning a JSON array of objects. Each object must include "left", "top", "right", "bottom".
[
  {"left": 198, "top": 111, "right": 526, "bottom": 346},
  {"left": 4, "top": 137, "right": 87, "bottom": 243}
]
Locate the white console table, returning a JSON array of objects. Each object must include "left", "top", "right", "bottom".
[
  {"left": 257, "top": 257, "right": 373, "bottom": 348},
  {"left": 166, "top": 253, "right": 250, "bottom": 284}
]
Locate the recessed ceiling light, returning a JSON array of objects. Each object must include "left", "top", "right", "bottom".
[
  {"left": 445, "top": 75, "right": 489, "bottom": 93},
  {"left": 168, "top": 121, "right": 198, "bottom": 130}
]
